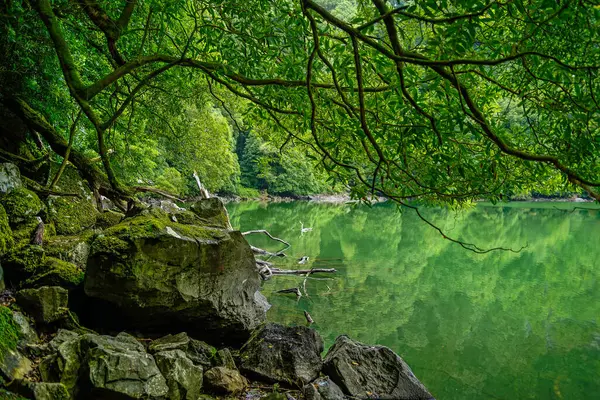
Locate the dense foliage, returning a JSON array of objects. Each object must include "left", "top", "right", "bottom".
[{"left": 0, "top": 1, "right": 599, "bottom": 206}]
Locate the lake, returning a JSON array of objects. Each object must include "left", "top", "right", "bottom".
[{"left": 227, "top": 201, "right": 600, "bottom": 400}]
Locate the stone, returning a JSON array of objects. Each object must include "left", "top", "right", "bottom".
[
  {"left": 0, "top": 187, "right": 44, "bottom": 225},
  {"left": 16, "top": 286, "right": 68, "bottom": 324},
  {"left": 204, "top": 367, "right": 247, "bottom": 394},
  {"left": 0, "top": 306, "right": 32, "bottom": 382},
  {"left": 303, "top": 377, "right": 347, "bottom": 400},
  {"left": 29, "top": 382, "right": 70, "bottom": 400},
  {"left": 0, "top": 163, "right": 22, "bottom": 195},
  {"left": 95, "top": 210, "right": 124, "bottom": 229},
  {"left": 45, "top": 164, "right": 99, "bottom": 235},
  {"left": 45, "top": 234, "right": 92, "bottom": 270},
  {"left": 149, "top": 332, "right": 217, "bottom": 369},
  {"left": 84, "top": 212, "right": 268, "bottom": 343},
  {"left": 11, "top": 311, "right": 39, "bottom": 347},
  {"left": 154, "top": 349, "right": 204, "bottom": 400},
  {"left": 214, "top": 348, "right": 236, "bottom": 370},
  {"left": 39, "top": 332, "right": 81, "bottom": 393},
  {"left": 240, "top": 323, "right": 324, "bottom": 386},
  {"left": 189, "top": 198, "right": 233, "bottom": 230},
  {"left": 79, "top": 333, "right": 169, "bottom": 399},
  {"left": 0, "top": 204, "right": 13, "bottom": 255},
  {"left": 2, "top": 245, "right": 84, "bottom": 289},
  {"left": 323, "top": 335, "right": 433, "bottom": 400}
]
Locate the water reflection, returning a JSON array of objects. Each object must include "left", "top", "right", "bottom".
[{"left": 228, "top": 202, "right": 600, "bottom": 400}]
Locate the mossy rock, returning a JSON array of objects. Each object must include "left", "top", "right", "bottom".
[
  {"left": 16, "top": 286, "right": 69, "bottom": 324},
  {"left": 45, "top": 164, "right": 99, "bottom": 235},
  {"left": 0, "top": 204, "right": 13, "bottom": 256},
  {"left": 0, "top": 188, "right": 44, "bottom": 225},
  {"left": 85, "top": 211, "right": 268, "bottom": 343},
  {"left": 45, "top": 234, "right": 93, "bottom": 270},
  {"left": 0, "top": 306, "right": 32, "bottom": 383},
  {"left": 2, "top": 245, "right": 84, "bottom": 289},
  {"left": 95, "top": 210, "right": 124, "bottom": 229},
  {"left": 0, "top": 163, "right": 23, "bottom": 195}
]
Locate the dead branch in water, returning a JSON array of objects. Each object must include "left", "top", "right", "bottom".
[
  {"left": 250, "top": 245, "right": 287, "bottom": 258},
  {"left": 242, "top": 230, "right": 290, "bottom": 247},
  {"left": 270, "top": 268, "right": 336, "bottom": 275},
  {"left": 277, "top": 287, "right": 302, "bottom": 297}
]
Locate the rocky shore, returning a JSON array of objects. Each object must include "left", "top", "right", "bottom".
[{"left": 0, "top": 162, "right": 433, "bottom": 400}]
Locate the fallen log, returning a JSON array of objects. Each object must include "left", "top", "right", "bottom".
[{"left": 250, "top": 245, "right": 286, "bottom": 258}]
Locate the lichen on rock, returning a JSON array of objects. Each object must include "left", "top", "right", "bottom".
[{"left": 0, "top": 187, "right": 44, "bottom": 225}]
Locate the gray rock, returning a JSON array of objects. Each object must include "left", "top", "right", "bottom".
[
  {"left": 0, "top": 349, "right": 32, "bottom": 382},
  {"left": 16, "top": 286, "right": 68, "bottom": 324},
  {"left": 11, "top": 311, "right": 39, "bottom": 347},
  {"left": 45, "top": 235, "right": 91, "bottom": 270},
  {"left": 0, "top": 163, "right": 22, "bottom": 195},
  {"left": 303, "top": 377, "right": 347, "bottom": 400},
  {"left": 155, "top": 349, "right": 204, "bottom": 400},
  {"left": 240, "top": 323, "right": 324, "bottom": 386},
  {"left": 189, "top": 198, "right": 233, "bottom": 230},
  {"left": 49, "top": 329, "right": 80, "bottom": 351},
  {"left": 39, "top": 333, "right": 81, "bottom": 393},
  {"left": 149, "top": 332, "right": 217, "bottom": 369},
  {"left": 204, "top": 366, "right": 247, "bottom": 394},
  {"left": 80, "top": 333, "right": 168, "bottom": 398},
  {"left": 85, "top": 212, "right": 268, "bottom": 343},
  {"left": 323, "top": 335, "right": 433, "bottom": 400}
]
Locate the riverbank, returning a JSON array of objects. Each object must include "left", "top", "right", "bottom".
[{"left": 0, "top": 162, "right": 433, "bottom": 400}]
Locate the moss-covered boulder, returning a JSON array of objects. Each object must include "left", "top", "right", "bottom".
[
  {"left": 0, "top": 188, "right": 44, "bottom": 225},
  {"left": 45, "top": 234, "right": 92, "bottom": 270},
  {"left": 189, "top": 198, "right": 233, "bottom": 230},
  {"left": 1, "top": 245, "right": 84, "bottom": 289},
  {"left": 45, "top": 164, "right": 99, "bottom": 235},
  {"left": 0, "top": 163, "right": 22, "bottom": 195},
  {"left": 94, "top": 210, "right": 124, "bottom": 229},
  {"left": 148, "top": 332, "right": 217, "bottom": 369},
  {"left": 84, "top": 212, "right": 268, "bottom": 343},
  {"left": 0, "top": 204, "right": 13, "bottom": 256},
  {"left": 16, "top": 286, "right": 69, "bottom": 324},
  {"left": 0, "top": 306, "right": 32, "bottom": 383}
]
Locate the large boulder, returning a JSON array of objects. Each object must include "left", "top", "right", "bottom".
[
  {"left": 154, "top": 349, "right": 204, "bottom": 400},
  {"left": 45, "top": 164, "right": 99, "bottom": 235},
  {"left": 84, "top": 210, "right": 267, "bottom": 343},
  {"left": 239, "top": 323, "right": 324, "bottom": 386},
  {"left": 16, "top": 286, "right": 68, "bottom": 324},
  {"left": 323, "top": 335, "right": 433, "bottom": 400},
  {"left": 0, "top": 163, "right": 22, "bottom": 195}
]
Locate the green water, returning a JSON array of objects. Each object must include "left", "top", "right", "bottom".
[{"left": 227, "top": 201, "right": 600, "bottom": 400}]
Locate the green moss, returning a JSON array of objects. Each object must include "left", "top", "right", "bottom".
[
  {"left": 2, "top": 245, "right": 83, "bottom": 289},
  {"left": 0, "top": 389, "right": 28, "bottom": 400},
  {"left": 10, "top": 217, "right": 40, "bottom": 247},
  {"left": 0, "top": 188, "right": 44, "bottom": 225},
  {"left": 25, "top": 257, "right": 84, "bottom": 289},
  {"left": 0, "top": 306, "right": 20, "bottom": 364},
  {"left": 95, "top": 210, "right": 124, "bottom": 229},
  {"left": 0, "top": 204, "right": 14, "bottom": 256}
]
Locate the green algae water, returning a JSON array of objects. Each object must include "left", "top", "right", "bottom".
[{"left": 228, "top": 201, "right": 600, "bottom": 400}]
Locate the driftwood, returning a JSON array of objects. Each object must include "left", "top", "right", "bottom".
[
  {"left": 270, "top": 268, "right": 336, "bottom": 275},
  {"left": 250, "top": 245, "right": 286, "bottom": 258},
  {"left": 304, "top": 310, "right": 314, "bottom": 324},
  {"left": 193, "top": 170, "right": 210, "bottom": 199},
  {"left": 276, "top": 288, "right": 302, "bottom": 297},
  {"left": 242, "top": 230, "right": 290, "bottom": 247}
]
